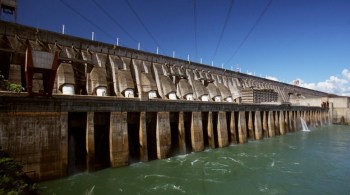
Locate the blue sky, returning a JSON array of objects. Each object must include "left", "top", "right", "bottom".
[{"left": 9, "top": 0, "right": 350, "bottom": 95}]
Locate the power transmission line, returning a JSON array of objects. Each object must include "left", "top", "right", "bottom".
[
  {"left": 58, "top": 0, "right": 116, "bottom": 42},
  {"left": 212, "top": 0, "right": 235, "bottom": 61},
  {"left": 193, "top": 0, "right": 198, "bottom": 59},
  {"left": 125, "top": 0, "right": 165, "bottom": 54},
  {"left": 91, "top": 0, "right": 138, "bottom": 44},
  {"left": 225, "top": 0, "right": 273, "bottom": 65}
]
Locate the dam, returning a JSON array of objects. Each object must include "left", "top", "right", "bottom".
[{"left": 0, "top": 20, "right": 347, "bottom": 181}]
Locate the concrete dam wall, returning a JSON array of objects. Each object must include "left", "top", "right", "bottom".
[
  {"left": 0, "top": 21, "right": 330, "bottom": 181},
  {"left": 0, "top": 95, "right": 328, "bottom": 181}
]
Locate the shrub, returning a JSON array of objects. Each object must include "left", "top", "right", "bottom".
[
  {"left": 0, "top": 71, "right": 23, "bottom": 92},
  {"left": 0, "top": 147, "right": 38, "bottom": 195}
]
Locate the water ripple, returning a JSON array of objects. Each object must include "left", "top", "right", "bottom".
[{"left": 150, "top": 184, "right": 186, "bottom": 194}]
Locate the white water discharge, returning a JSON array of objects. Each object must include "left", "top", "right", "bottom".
[{"left": 300, "top": 118, "right": 310, "bottom": 131}]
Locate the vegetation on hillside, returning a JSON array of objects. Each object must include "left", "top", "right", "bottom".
[{"left": 0, "top": 147, "right": 38, "bottom": 195}]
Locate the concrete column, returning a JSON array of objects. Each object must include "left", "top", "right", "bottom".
[
  {"left": 247, "top": 111, "right": 254, "bottom": 140},
  {"left": 293, "top": 111, "right": 298, "bottom": 131},
  {"left": 325, "top": 110, "right": 329, "bottom": 124},
  {"left": 217, "top": 111, "right": 228, "bottom": 148},
  {"left": 274, "top": 111, "right": 280, "bottom": 135},
  {"left": 191, "top": 112, "right": 204, "bottom": 152},
  {"left": 8, "top": 64, "right": 22, "bottom": 84},
  {"left": 86, "top": 112, "right": 95, "bottom": 171},
  {"left": 156, "top": 112, "right": 171, "bottom": 159},
  {"left": 318, "top": 111, "right": 323, "bottom": 126},
  {"left": 262, "top": 111, "right": 268, "bottom": 137},
  {"left": 238, "top": 111, "right": 247, "bottom": 144},
  {"left": 109, "top": 112, "right": 129, "bottom": 167},
  {"left": 268, "top": 111, "right": 275, "bottom": 137},
  {"left": 284, "top": 111, "right": 289, "bottom": 133},
  {"left": 279, "top": 111, "right": 286, "bottom": 135},
  {"left": 254, "top": 111, "right": 263, "bottom": 140},
  {"left": 207, "top": 112, "right": 215, "bottom": 148},
  {"left": 305, "top": 111, "right": 309, "bottom": 126},
  {"left": 311, "top": 111, "right": 316, "bottom": 127},
  {"left": 139, "top": 112, "right": 148, "bottom": 162},
  {"left": 230, "top": 112, "right": 237, "bottom": 144},
  {"left": 296, "top": 111, "right": 301, "bottom": 130},
  {"left": 321, "top": 111, "right": 325, "bottom": 125},
  {"left": 289, "top": 111, "right": 294, "bottom": 132},
  {"left": 329, "top": 103, "right": 333, "bottom": 124},
  {"left": 178, "top": 112, "right": 186, "bottom": 155},
  {"left": 60, "top": 112, "right": 68, "bottom": 177}
]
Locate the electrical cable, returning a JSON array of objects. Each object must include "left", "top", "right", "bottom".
[
  {"left": 58, "top": 0, "right": 116, "bottom": 42},
  {"left": 90, "top": 0, "right": 138, "bottom": 44},
  {"left": 212, "top": 0, "right": 235, "bottom": 62},
  {"left": 225, "top": 0, "right": 273, "bottom": 65},
  {"left": 193, "top": 0, "right": 198, "bottom": 59},
  {"left": 125, "top": 0, "right": 165, "bottom": 54}
]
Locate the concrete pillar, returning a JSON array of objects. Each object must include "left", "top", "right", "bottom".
[
  {"left": 284, "top": 111, "right": 289, "bottom": 133},
  {"left": 324, "top": 110, "right": 329, "bottom": 124},
  {"left": 109, "top": 112, "right": 129, "bottom": 167},
  {"left": 156, "top": 112, "right": 171, "bottom": 159},
  {"left": 268, "top": 111, "right": 275, "bottom": 137},
  {"left": 60, "top": 112, "right": 68, "bottom": 177},
  {"left": 139, "top": 112, "right": 148, "bottom": 162},
  {"left": 296, "top": 111, "right": 301, "bottom": 130},
  {"left": 86, "top": 112, "right": 95, "bottom": 171},
  {"left": 247, "top": 111, "right": 254, "bottom": 140},
  {"left": 262, "top": 111, "right": 268, "bottom": 137},
  {"left": 191, "top": 112, "right": 204, "bottom": 152},
  {"left": 207, "top": 112, "right": 215, "bottom": 148},
  {"left": 315, "top": 111, "right": 319, "bottom": 126},
  {"left": 293, "top": 111, "right": 298, "bottom": 131},
  {"left": 254, "top": 111, "right": 263, "bottom": 140},
  {"left": 217, "top": 111, "right": 228, "bottom": 148},
  {"left": 318, "top": 111, "right": 322, "bottom": 125},
  {"left": 289, "top": 111, "right": 294, "bottom": 132},
  {"left": 238, "top": 111, "right": 247, "bottom": 144},
  {"left": 318, "top": 111, "right": 323, "bottom": 126},
  {"left": 8, "top": 64, "right": 22, "bottom": 84},
  {"left": 304, "top": 111, "right": 308, "bottom": 124},
  {"left": 274, "top": 111, "right": 280, "bottom": 135},
  {"left": 230, "top": 112, "right": 237, "bottom": 144},
  {"left": 279, "top": 111, "right": 286, "bottom": 135},
  {"left": 178, "top": 112, "right": 186, "bottom": 155},
  {"left": 311, "top": 111, "right": 316, "bottom": 127}
]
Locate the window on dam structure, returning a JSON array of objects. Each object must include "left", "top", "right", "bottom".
[{"left": 68, "top": 112, "right": 87, "bottom": 175}]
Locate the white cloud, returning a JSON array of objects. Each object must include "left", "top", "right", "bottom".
[
  {"left": 342, "top": 69, "right": 350, "bottom": 80},
  {"left": 292, "top": 69, "right": 350, "bottom": 96},
  {"left": 265, "top": 76, "right": 279, "bottom": 81}
]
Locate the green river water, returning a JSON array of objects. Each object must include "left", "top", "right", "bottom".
[{"left": 40, "top": 125, "right": 350, "bottom": 195}]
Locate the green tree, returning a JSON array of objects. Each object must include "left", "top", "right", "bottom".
[{"left": 0, "top": 147, "right": 38, "bottom": 195}]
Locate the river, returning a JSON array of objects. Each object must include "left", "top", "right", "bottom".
[{"left": 40, "top": 125, "right": 350, "bottom": 194}]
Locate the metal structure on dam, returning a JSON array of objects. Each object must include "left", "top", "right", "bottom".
[{"left": 0, "top": 21, "right": 331, "bottom": 181}]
